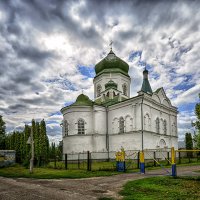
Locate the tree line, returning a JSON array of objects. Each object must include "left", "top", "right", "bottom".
[
  {"left": 0, "top": 117, "right": 62, "bottom": 166},
  {"left": 185, "top": 94, "right": 200, "bottom": 150}
]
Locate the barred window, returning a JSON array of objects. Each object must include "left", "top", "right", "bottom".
[
  {"left": 122, "top": 84, "right": 127, "bottom": 96},
  {"left": 78, "top": 119, "right": 85, "bottom": 134},
  {"left": 97, "top": 85, "right": 102, "bottom": 97},
  {"left": 64, "top": 120, "right": 69, "bottom": 136},
  {"left": 164, "top": 120, "right": 167, "bottom": 135},
  {"left": 119, "top": 117, "right": 125, "bottom": 133},
  {"left": 156, "top": 117, "right": 160, "bottom": 133}
]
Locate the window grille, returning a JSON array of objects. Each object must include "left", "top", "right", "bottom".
[{"left": 78, "top": 119, "right": 85, "bottom": 134}]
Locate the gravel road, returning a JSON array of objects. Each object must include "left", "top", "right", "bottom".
[{"left": 0, "top": 165, "right": 199, "bottom": 200}]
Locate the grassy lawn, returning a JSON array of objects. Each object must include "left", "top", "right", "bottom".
[
  {"left": 0, "top": 164, "right": 119, "bottom": 179},
  {"left": 120, "top": 176, "right": 200, "bottom": 200},
  {"left": 47, "top": 160, "right": 117, "bottom": 170}
]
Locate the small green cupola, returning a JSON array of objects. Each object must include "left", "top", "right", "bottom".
[
  {"left": 105, "top": 80, "right": 118, "bottom": 90},
  {"left": 141, "top": 68, "right": 153, "bottom": 94},
  {"left": 95, "top": 49, "right": 129, "bottom": 77},
  {"left": 72, "top": 94, "right": 93, "bottom": 106}
]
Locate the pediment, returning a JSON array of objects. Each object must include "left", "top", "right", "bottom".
[{"left": 152, "top": 87, "right": 172, "bottom": 107}]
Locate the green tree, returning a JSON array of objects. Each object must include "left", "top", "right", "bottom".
[
  {"left": 40, "top": 119, "right": 49, "bottom": 165},
  {"left": 185, "top": 132, "right": 193, "bottom": 150},
  {"left": 185, "top": 132, "right": 193, "bottom": 158},
  {"left": 34, "top": 121, "right": 41, "bottom": 166},
  {"left": 0, "top": 115, "right": 6, "bottom": 149},
  {"left": 193, "top": 94, "right": 200, "bottom": 148}
]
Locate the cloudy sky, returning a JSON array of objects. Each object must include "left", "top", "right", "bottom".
[{"left": 0, "top": 0, "right": 199, "bottom": 143}]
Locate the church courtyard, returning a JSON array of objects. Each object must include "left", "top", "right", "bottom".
[{"left": 0, "top": 165, "right": 199, "bottom": 200}]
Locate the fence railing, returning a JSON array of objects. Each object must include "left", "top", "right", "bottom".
[{"left": 47, "top": 149, "right": 200, "bottom": 171}]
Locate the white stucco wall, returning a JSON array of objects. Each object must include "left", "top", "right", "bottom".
[
  {"left": 62, "top": 106, "right": 93, "bottom": 136},
  {"left": 61, "top": 89, "right": 178, "bottom": 156},
  {"left": 93, "top": 105, "right": 106, "bottom": 134},
  {"left": 63, "top": 134, "right": 107, "bottom": 154}
]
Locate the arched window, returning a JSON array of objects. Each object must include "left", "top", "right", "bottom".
[
  {"left": 159, "top": 139, "right": 166, "bottom": 148},
  {"left": 64, "top": 120, "right": 69, "bottom": 136},
  {"left": 119, "top": 117, "right": 125, "bottom": 133},
  {"left": 125, "top": 115, "right": 133, "bottom": 132},
  {"left": 112, "top": 118, "right": 119, "bottom": 134},
  {"left": 163, "top": 120, "right": 167, "bottom": 135},
  {"left": 144, "top": 114, "right": 151, "bottom": 131},
  {"left": 156, "top": 117, "right": 160, "bottom": 133},
  {"left": 97, "top": 85, "right": 102, "bottom": 97},
  {"left": 78, "top": 119, "right": 85, "bottom": 134},
  {"left": 122, "top": 84, "right": 127, "bottom": 96},
  {"left": 172, "top": 122, "right": 176, "bottom": 136}
]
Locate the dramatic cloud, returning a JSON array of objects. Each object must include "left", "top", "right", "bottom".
[{"left": 0, "top": 0, "right": 199, "bottom": 144}]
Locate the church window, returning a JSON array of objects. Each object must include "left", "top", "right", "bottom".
[
  {"left": 144, "top": 114, "right": 151, "bottom": 131},
  {"left": 64, "top": 120, "right": 69, "bottom": 136},
  {"left": 172, "top": 122, "right": 176, "bottom": 135},
  {"left": 78, "top": 119, "right": 85, "bottom": 134},
  {"left": 122, "top": 84, "right": 127, "bottom": 96},
  {"left": 156, "top": 117, "right": 160, "bottom": 133},
  {"left": 159, "top": 139, "right": 166, "bottom": 148},
  {"left": 97, "top": 85, "right": 102, "bottom": 97},
  {"left": 119, "top": 117, "right": 125, "bottom": 133},
  {"left": 164, "top": 120, "right": 167, "bottom": 135}
]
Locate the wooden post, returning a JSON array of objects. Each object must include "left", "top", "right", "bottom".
[
  {"left": 54, "top": 155, "right": 56, "bottom": 169},
  {"left": 87, "top": 151, "right": 91, "bottom": 171},
  {"left": 154, "top": 152, "right": 156, "bottom": 167},
  {"left": 90, "top": 152, "right": 92, "bottom": 171},
  {"left": 137, "top": 151, "right": 140, "bottom": 169},
  {"left": 178, "top": 152, "right": 181, "bottom": 164},
  {"left": 78, "top": 153, "right": 80, "bottom": 169},
  {"left": 167, "top": 152, "right": 170, "bottom": 165},
  {"left": 65, "top": 154, "right": 68, "bottom": 170}
]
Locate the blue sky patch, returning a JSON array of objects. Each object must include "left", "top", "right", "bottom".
[
  {"left": 44, "top": 78, "right": 77, "bottom": 91},
  {"left": 78, "top": 65, "right": 95, "bottom": 78},
  {"left": 178, "top": 103, "right": 196, "bottom": 112},
  {"left": 49, "top": 111, "right": 61, "bottom": 117},
  {"left": 174, "top": 75, "right": 195, "bottom": 91},
  {"left": 129, "top": 51, "right": 142, "bottom": 61},
  {"left": 64, "top": 101, "right": 74, "bottom": 107}
]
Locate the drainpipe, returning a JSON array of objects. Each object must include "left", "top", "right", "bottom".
[
  {"left": 141, "top": 94, "right": 144, "bottom": 151},
  {"left": 106, "top": 106, "right": 109, "bottom": 159}
]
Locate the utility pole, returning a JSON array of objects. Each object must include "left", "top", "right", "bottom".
[
  {"left": 141, "top": 94, "right": 144, "bottom": 151},
  {"left": 27, "top": 126, "right": 34, "bottom": 173}
]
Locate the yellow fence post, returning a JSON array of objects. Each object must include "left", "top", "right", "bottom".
[
  {"left": 116, "top": 148, "right": 126, "bottom": 172},
  {"left": 171, "top": 147, "right": 176, "bottom": 177},
  {"left": 140, "top": 151, "right": 145, "bottom": 173}
]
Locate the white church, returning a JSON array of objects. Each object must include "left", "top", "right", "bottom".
[{"left": 61, "top": 49, "right": 178, "bottom": 156}]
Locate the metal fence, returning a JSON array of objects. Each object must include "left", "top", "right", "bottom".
[
  {"left": 48, "top": 148, "right": 200, "bottom": 171},
  {"left": 0, "top": 150, "right": 16, "bottom": 168}
]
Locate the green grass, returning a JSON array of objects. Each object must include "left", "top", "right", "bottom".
[
  {"left": 120, "top": 176, "right": 200, "bottom": 200},
  {"left": 47, "top": 160, "right": 118, "bottom": 171},
  {"left": 0, "top": 164, "right": 119, "bottom": 179}
]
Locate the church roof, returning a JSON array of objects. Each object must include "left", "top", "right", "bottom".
[
  {"left": 72, "top": 94, "right": 93, "bottom": 106},
  {"left": 154, "top": 87, "right": 163, "bottom": 93},
  {"left": 141, "top": 68, "right": 153, "bottom": 94},
  {"left": 105, "top": 80, "right": 118, "bottom": 90},
  {"left": 95, "top": 49, "right": 129, "bottom": 77}
]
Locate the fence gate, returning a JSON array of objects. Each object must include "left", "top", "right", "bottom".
[{"left": 143, "top": 148, "right": 172, "bottom": 175}]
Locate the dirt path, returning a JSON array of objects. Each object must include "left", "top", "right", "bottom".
[{"left": 0, "top": 165, "right": 199, "bottom": 200}]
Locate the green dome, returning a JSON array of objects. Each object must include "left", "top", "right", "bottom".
[
  {"left": 105, "top": 80, "right": 118, "bottom": 90},
  {"left": 95, "top": 50, "right": 129, "bottom": 76},
  {"left": 73, "top": 94, "right": 93, "bottom": 106}
]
